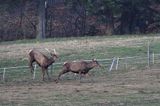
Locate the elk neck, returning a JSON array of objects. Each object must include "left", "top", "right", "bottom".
[
  {"left": 47, "top": 56, "right": 56, "bottom": 65},
  {"left": 87, "top": 61, "right": 96, "bottom": 69}
]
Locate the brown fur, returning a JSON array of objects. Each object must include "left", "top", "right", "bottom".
[
  {"left": 57, "top": 59, "right": 100, "bottom": 82},
  {"left": 28, "top": 49, "right": 58, "bottom": 80}
]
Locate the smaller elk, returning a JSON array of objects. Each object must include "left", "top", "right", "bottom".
[
  {"left": 57, "top": 59, "right": 101, "bottom": 82},
  {"left": 28, "top": 48, "right": 58, "bottom": 81}
]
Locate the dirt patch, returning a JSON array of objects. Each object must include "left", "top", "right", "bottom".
[{"left": 0, "top": 69, "right": 160, "bottom": 105}]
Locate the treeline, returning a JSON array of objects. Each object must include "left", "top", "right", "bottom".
[{"left": 0, "top": 0, "right": 160, "bottom": 41}]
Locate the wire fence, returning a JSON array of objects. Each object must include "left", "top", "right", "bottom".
[
  {"left": 1, "top": 40, "right": 160, "bottom": 82},
  {"left": 0, "top": 52, "right": 160, "bottom": 82}
]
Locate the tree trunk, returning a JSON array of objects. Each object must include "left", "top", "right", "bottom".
[
  {"left": 37, "top": 0, "right": 46, "bottom": 39},
  {"left": 105, "top": 9, "right": 114, "bottom": 35}
]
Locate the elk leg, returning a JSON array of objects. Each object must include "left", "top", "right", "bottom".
[
  {"left": 29, "top": 63, "right": 34, "bottom": 74},
  {"left": 28, "top": 58, "right": 34, "bottom": 75},
  {"left": 42, "top": 68, "right": 45, "bottom": 81},
  {"left": 85, "top": 73, "right": 90, "bottom": 77},
  {"left": 57, "top": 70, "right": 69, "bottom": 81},
  {"left": 79, "top": 71, "right": 82, "bottom": 81},
  {"left": 46, "top": 69, "right": 51, "bottom": 80}
]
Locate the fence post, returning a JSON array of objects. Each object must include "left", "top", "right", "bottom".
[
  {"left": 147, "top": 41, "right": 151, "bottom": 67},
  {"left": 109, "top": 57, "right": 116, "bottom": 72},
  {"left": 125, "top": 57, "right": 128, "bottom": 70},
  {"left": 2, "top": 68, "right": 6, "bottom": 81},
  {"left": 50, "top": 64, "right": 53, "bottom": 75},
  {"left": 116, "top": 57, "right": 119, "bottom": 71},
  {"left": 152, "top": 52, "right": 155, "bottom": 64},
  {"left": 33, "top": 64, "right": 37, "bottom": 80}
]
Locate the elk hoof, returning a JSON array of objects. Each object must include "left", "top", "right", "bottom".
[
  {"left": 48, "top": 77, "right": 51, "bottom": 81},
  {"left": 55, "top": 79, "right": 59, "bottom": 83}
]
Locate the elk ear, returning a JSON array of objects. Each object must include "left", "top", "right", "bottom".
[
  {"left": 53, "top": 49, "right": 56, "bottom": 54},
  {"left": 92, "top": 59, "right": 96, "bottom": 62}
]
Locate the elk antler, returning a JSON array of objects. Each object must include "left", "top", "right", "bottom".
[
  {"left": 53, "top": 49, "right": 57, "bottom": 54},
  {"left": 45, "top": 48, "right": 51, "bottom": 54}
]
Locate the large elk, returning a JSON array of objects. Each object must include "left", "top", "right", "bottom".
[
  {"left": 57, "top": 59, "right": 101, "bottom": 82},
  {"left": 28, "top": 48, "right": 58, "bottom": 81}
]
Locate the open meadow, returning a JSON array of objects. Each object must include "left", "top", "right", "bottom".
[{"left": 0, "top": 35, "right": 160, "bottom": 106}]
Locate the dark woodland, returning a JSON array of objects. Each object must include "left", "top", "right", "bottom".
[{"left": 0, "top": 0, "right": 160, "bottom": 41}]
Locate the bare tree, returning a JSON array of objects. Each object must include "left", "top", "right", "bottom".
[{"left": 37, "top": 0, "right": 46, "bottom": 39}]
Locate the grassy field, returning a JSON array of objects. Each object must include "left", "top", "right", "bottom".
[
  {"left": 0, "top": 35, "right": 160, "bottom": 106},
  {"left": 1, "top": 35, "right": 160, "bottom": 67}
]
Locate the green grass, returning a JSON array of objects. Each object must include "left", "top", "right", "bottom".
[
  {"left": 1, "top": 35, "right": 160, "bottom": 106},
  {"left": 0, "top": 40, "right": 149, "bottom": 67},
  {"left": 0, "top": 34, "right": 158, "bottom": 45},
  {"left": 0, "top": 35, "right": 160, "bottom": 80},
  {"left": 0, "top": 35, "right": 110, "bottom": 45}
]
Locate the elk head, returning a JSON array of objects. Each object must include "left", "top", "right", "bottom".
[
  {"left": 92, "top": 59, "right": 101, "bottom": 67},
  {"left": 45, "top": 48, "right": 58, "bottom": 60}
]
